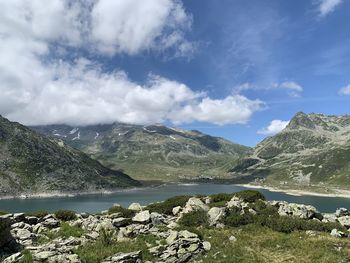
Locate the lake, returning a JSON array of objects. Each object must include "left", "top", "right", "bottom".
[{"left": 0, "top": 183, "right": 349, "bottom": 213}]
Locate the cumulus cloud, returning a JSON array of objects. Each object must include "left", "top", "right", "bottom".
[
  {"left": 339, "top": 84, "right": 350, "bottom": 95},
  {"left": 317, "top": 0, "right": 343, "bottom": 17},
  {"left": 0, "top": 0, "right": 262, "bottom": 126},
  {"left": 258, "top": 120, "right": 290, "bottom": 135}
]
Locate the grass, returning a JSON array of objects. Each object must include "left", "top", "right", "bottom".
[
  {"left": 179, "top": 210, "right": 209, "bottom": 227},
  {"left": 54, "top": 209, "right": 77, "bottom": 221},
  {"left": 36, "top": 222, "right": 85, "bottom": 244},
  {"left": 19, "top": 250, "right": 34, "bottom": 263},
  {"left": 0, "top": 210, "right": 8, "bottom": 215},
  {"left": 25, "top": 210, "right": 48, "bottom": 218},
  {"left": 196, "top": 224, "right": 350, "bottom": 263},
  {"left": 74, "top": 234, "right": 159, "bottom": 263}
]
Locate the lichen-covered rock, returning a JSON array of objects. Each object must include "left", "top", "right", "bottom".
[
  {"left": 338, "top": 216, "right": 350, "bottom": 228},
  {"left": 208, "top": 207, "right": 226, "bottom": 226},
  {"left": 128, "top": 203, "right": 142, "bottom": 212},
  {"left": 132, "top": 211, "right": 150, "bottom": 224},
  {"left": 183, "top": 197, "right": 209, "bottom": 213}
]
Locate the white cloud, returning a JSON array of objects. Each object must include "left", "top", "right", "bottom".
[
  {"left": 91, "top": 0, "right": 194, "bottom": 56},
  {"left": 339, "top": 84, "right": 350, "bottom": 95},
  {"left": 0, "top": 0, "right": 263, "bottom": 127},
  {"left": 318, "top": 0, "right": 343, "bottom": 17},
  {"left": 258, "top": 120, "right": 290, "bottom": 135},
  {"left": 235, "top": 81, "right": 303, "bottom": 97}
]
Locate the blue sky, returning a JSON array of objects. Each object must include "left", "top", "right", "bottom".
[{"left": 0, "top": 0, "right": 349, "bottom": 146}]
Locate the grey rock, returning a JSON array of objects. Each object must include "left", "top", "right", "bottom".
[
  {"left": 202, "top": 241, "right": 211, "bottom": 251},
  {"left": 128, "top": 203, "right": 143, "bottom": 212},
  {"left": 338, "top": 216, "right": 350, "bottom": 228},
  {"left": 229, "top": 235, "right": 237, "bottom": 242},
  {"left": 335, "top": 208, "right": 349, "bottom": 217},
  {"left": 183, "top": 197, "right": 209, "bottom": 213},
  {"left": 110, "top": 250, "right": 142, "bottom": 263},
  {"left": 2, "top": 252, "right": 23, "bottom": 263},
  {"left": 330, "top": 229, "right": 346, "bottom": 238},
  {"left": 150, "top": 212, "right": 165, "bottom": 225},
  {"left": 166, "top": 230, "right": 178, "bottom": 244},
  {"left": 112, "top": 218, "right": 131, "bottom": 227},
  {"left": 132, "top": 211, "right": 150, "bottom": 224},
  {"left": 208, "top": 207, "right": 226, "bottom": 226},
  {"left": 172, "top": 206, "right": 182, "bottom": 216}
]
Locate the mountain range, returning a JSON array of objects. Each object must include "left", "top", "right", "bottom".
[
  {"left": 0, "top": 116, "right": 140, "bottom": 197},
  {"left": 231, "top": 112, "right": 350, "bottom": 191},
  {"left": 32, "top": 123, "right": 250, "bottom": 181}
]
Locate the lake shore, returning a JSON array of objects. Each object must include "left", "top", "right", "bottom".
[{"left": 237, "top": 183, "right": 350, "bottom": 199}]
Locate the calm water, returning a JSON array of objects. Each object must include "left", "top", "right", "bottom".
[{"left": 0, "top": 183, "right": 349, "bottom": 213}]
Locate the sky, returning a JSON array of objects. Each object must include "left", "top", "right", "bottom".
[{"left": 0, "top": 0, "right": 349, "bottom": 146}]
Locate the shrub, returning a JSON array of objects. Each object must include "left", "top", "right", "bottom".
[
  {"left": 234, "top": 190, "right": 265, "bottom": 203},
  {"left": 54, "top": 209, "right": 77, "bottom": 221},
  {"left": 20, "top": 250, "right": 33, "bottom": 263},
  {"left": 178, "top": 210, "right": 209, "bottom": 227},
  {"left": 223, "top": 210, "right": 255, "bottom": 227},
  {"left": 25, "top": 210, "right": 48, "bottom": 218},
  {"left": 145, "top": 195, "right": 191, "bottom": 214},
  {"left": 210, "top": 193, "right": 235, "bottom": 203},
  {"left": 249, "top": 200, "right": 278, "bottom": 216},
  {"left": 257, "top": 216, "right": 347, "bottom": 234},
  {"left": 108, "top": 206, "right": 135, "bottom": 218}
]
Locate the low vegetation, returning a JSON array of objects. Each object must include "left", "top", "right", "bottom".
[
  {"left": 54, "top": 209, "right": 77, "bottom": 221},
  {"left": 36, "top": 223, "right": 85, "bottom": 244},
  {"left": 25, "top": 210, "right": 48, "bottom": 218},
  {"left": 74, "top": 234, "right": 159, "bottom": 263},
  {"left": 145, "top": 195, "right": 191, "bottom": 214},
  {"left": 108, "top": 206, "right": 135, "bottom": 218},
  {"left": 179, "top": 210, "right": 209, "bottom": 227}
]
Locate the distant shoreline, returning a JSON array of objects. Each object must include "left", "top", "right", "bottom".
[
  {"left": 237, "top": 183, "right": 350, "bottom": 199},
  {"left": 2, "top": 181, "right": 350, "bottom": 201}
]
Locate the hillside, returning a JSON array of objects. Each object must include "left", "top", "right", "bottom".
[
  {"left": 0, "top": 116, "right": 140, "bottom": 197},
  {"left": 231, "top": 112, "right": 350, "bottom": 191},
  {"left": 31, "top": 123, "right": 251, "bottom": 181}
]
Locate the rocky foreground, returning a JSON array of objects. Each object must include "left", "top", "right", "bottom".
[{"left": 1, "top": 191, "right": 350, "bottom": 263}]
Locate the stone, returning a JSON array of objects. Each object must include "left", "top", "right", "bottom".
[
  {"left": 276, "top": 202, "right": 319, "bottom": 219},
  {"left": 227, "top": 196, "right": 247, "bottom": 209},
  {"left": 179, "top": 230, "right": 198, "bottom": 239},
  {"left": 336, "top": 208, "right": 350, "bottom": 217},
  {"left": 183, "top": 197, "right": 209, "bottom": 213},
  {"left": 26, "top": 216, "right": 38, "bottom": 225},
  {"left": 229, "top": 235, "right": 237, "bottom": 242},
  {"left": 110, "top": 250, "right": 142, "bottom": 262},
  {"left": 172, "top": 206, "right": 182, "bottom": 216},
  {"left": 208, "top": 207, "right": 226, "bottom": 226},
  {"left": 13, "top": 213, "right": 25, "bottom": 222},
  {"left": 132, "top": 210, "right": 151, "bottom": 224},
  {"left": 85, "top": 231, "right": 99, "bottom": 240},
  {"left": 34, "top": 251, "right": 57, "bottom": 260},
  {"left": 2, "top": 252, "right": 23, "bottom": 263},
  {"left": 112, "top": 218, "right": 131, "bottom": 227},
  {"left": 167, "top": 222, "right": 178, "bottom": 229},
  {"left": 150, "top": 212, "right": 165, "bottom": 225},
  {"left": 322, "top": 213, "right": 337, "bottom": 223},
  {"left": 128, "top": 203, "right": 142, "bottom": 212},
  {"left": 330, "top": 229, "right": 346, "bottom": 238},
  {"left": 166, "top": 230, "right": 178, "bottom": 244},
  {"left": 42, "top": 218, "right": 60, "bottom": 229},
  {"left": 187, "top": 243, "right": 199, "bottom": 252},
  {"left": 338, "top": 216, "right": 350, "bottom": 228},
  {"left": 306, "top": 230, "right": 320, "bottom": 237},
  {"left": 13, "top": 228, "right": 32, "bottom": 240},
  {"left": 202, "top": 241, "right": 211, "bottom": 251}
]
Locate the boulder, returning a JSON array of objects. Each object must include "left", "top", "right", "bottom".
[
  {"left": 110, "top": 250, "right": 142, "bottom": 263},
  {"left": 202, "top": 241, "right": 211, "bottom": 251},
  {"left": 335, "top": 208, "right": 349, "bottom": 217},
  {"left": 128, "top": 203, "right": 142, "bottom": 212},
  {"left": 227, "top": 197, "right": 248, "bottom": 210},
  {"left": 172, "top": 206, "right": 182, "bottom": 216},
  {"left": 112, "top": 218, "right": 131, "bottom": 227},
  {"left": 150, "top": 212, "right": 165, "bottom": 225},
  {"left": 0, "top": 217, "right": 14, "bottom": 248},
  {"left": 183, "top": 197, "right": 209, "bottom": 213},
  {"left": 132, "top": 211, "right": 150, "bottom": 224},
  {"left": 330, "top": 229, "right": 346, "bottom": 238},
  {"left": 322, "top": 213, "right": 337, "bottom": 223},
  {"left": 276, "top": 202, "right": 319, "bottom": 219},
  {"left": 229, "top": 235, "right": 237, "bottom": 242},
  {"left": 338, "top": 216, "right": 350, "bottom": 228},
  {"left": 208, "top": 207, "right": 226, "bottom": 226},
  {"left": 166, "top": 230, "right": 178, "bottom": 244}
]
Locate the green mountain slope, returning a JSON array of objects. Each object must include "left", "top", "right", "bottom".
[
  {"left": 32, "top": 123, "right": 251, "bottom": 181},
  {"left": 231, "top": 112, "right": 350, "bottom": 191},
  {"left": 0, "top": 116, "right": 140, "bottom": 196}
]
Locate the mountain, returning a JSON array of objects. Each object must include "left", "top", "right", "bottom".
[
  {"left": 31, "top": 123, "right": 251, "bottom": 181},
  {"left": 231, "top": 112, "right": 350, "bottom": 191},
  {"left": 0, "top": 116, "right": 140, "bottom": 197}
]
